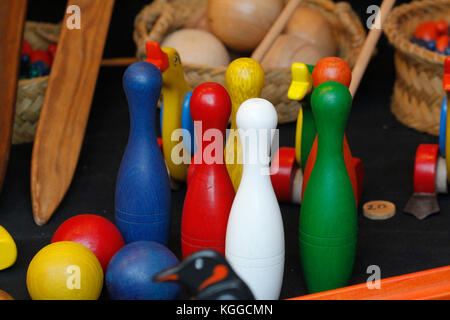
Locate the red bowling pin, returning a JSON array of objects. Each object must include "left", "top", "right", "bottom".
[{"left": 181, "top": 83, "right": 235, "bottom": 258}]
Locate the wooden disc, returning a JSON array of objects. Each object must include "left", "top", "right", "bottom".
[{"left": 363, "top": 201, "right": 396, "bottom": 220}]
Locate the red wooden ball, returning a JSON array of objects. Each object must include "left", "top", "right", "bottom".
[
  {"left": 435, "top": 20, "right": 448, "bottom": 36},
  {"left": 414, "top": 21, "right": 439, "bottom": 41},
  {"left": 437, "top": 35, "right": 449, "bottom": 52},
  {"left": 30, "top": 50, "right": 52, "bottom": 67},
  {"left": 312, "top": 57, "right": 352, "bottom": 88},
  {"left": 22, "top": 40, "right": 33, "bottom": 56},
  {"left": 52, "top": 214, "right": 125, "bottom": 272}
]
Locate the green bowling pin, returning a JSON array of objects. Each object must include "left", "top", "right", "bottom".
[{"left": 299, "top": 81, "right": 357, "bottom": 293}]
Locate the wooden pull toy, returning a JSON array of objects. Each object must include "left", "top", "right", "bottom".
[
  {"left": 405, "top": 58, "right": 450, "bottom": 219},
  {"left": 270, "top": 147, "right": 302, "bottom": 204},
  {"left": 224, "top": 58, "right": 265, "bottom": 191},
  {"left": 146, "top": 41, "right": 192, "bottom": 182},
  {"left": 0, "top": 226, "right": 17, "bottom": 270},
  {"left": 404, "top": 144, "right": 447, "bottom": 220}
]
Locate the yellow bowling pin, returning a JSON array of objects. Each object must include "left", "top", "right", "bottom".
[{"left": 225, "top": 58, "right": 265, "bottom": 191}]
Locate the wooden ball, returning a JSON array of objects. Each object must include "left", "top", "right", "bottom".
[
  {"left": 161, "top": 29, "right": 230, "bottom": 66},
  {"left": 285, "top": 7, "right": 337, "bottom": 57},
  {"left": 312, "top": 57, "right": 352, "bottom": 88},
  {"left": 261, "top": 35, "right": 329, "bottom": 69},
  {"left": 0, "top": 289, "right": 13, "bottom": 300},
  {"left": 207, "top": 0, "right": 284, "bottom": 52}
]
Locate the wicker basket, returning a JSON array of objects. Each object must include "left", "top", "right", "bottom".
[
  {"left": 133, "top": 0, "right": 366, "bottom": 124},
  {"left": 14, "top": 21, "right": 60, "bottom": 145},
  {"left": 384, "top": 0, "right": 450, "bottom": 136}
]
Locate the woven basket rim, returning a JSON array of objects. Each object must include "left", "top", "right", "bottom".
[
  {"left": 134, "top": 0, "right": 366, "bottom": 70},
  {"left": 384, "top": 0, "right": 449, "bottom": 67},
  {"left": 18, "top": 75, "right": 49, "bottom": 84}
]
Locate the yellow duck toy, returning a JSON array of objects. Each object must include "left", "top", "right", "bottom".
[
  {"left": 225, "top": 58, "right": 265, "bottom": 191},
  {"left": 146, "top": 42, "right": 191, "bottom": 182}
]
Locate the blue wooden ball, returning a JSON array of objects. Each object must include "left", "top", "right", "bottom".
[{"left": 106, "top": 241, "right": 180, "bottom": 300}]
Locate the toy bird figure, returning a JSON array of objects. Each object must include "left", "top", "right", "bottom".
[
  {"left": 153, "top": 250, "right": 255, "bottom": 300},
  {"left": 146, "top": 41, "right": 193, "bottom": 182}
]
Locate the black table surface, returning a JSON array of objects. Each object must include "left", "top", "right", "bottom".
[{"left": 1, "top": 0, "right": 449, "bottom": 300}]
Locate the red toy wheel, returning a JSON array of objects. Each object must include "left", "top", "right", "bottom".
[
  {"left": 270, "top": 147, "right": 298, "bottom": 202},
  {"left": 413, "top": 144, "right": 439, "bottom": 194}
]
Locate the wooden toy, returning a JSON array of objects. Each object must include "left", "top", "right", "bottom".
[
  {"left": 363, "top": 200, "right": 396, "bottom": 220},
  {"left": 0, "top": 226, "right": 17, "bottom": 270},
  {"left": 226, "top": 98, "right": 284, "bottom": 300},
  {"left": 146, "top": 42, "right": 191, "bottom": 181},
  {"left": 270, "top": 147, "right": 299, "bottom": 203},
  {"left": 288, "top": 63, "right": 315, "bottom": 171},
  {"left": 225, "top": 58, "right": 265, "bottom": 191},
  {"left": 414, "top": 21, "right": 439, "bottom": 41},
  {"left": 154, "top": 250, "right": 255, "bottom": 300},
  {"left": 26, "top": 241, "right": 103, "bottom": 300},
  {"left": 262, "top": 35, "right": 329, "bottom": 68},
  {"left": 284, "top": 7, "right": 337, "bottom": 58},
  {"left": 251, "top": 0, "right": 302, "bottom": 61},
  {"left": 405, "top": 58, "right": 450, "bottom": 219},
  {"left": 299, "top": 81, "right": 357, "bottom": 293},
  {"left": 181, "top": 83, "right": 235, "bottom": 258},
  {"left": 312, "top": 57, "right": 352, "bottom": 89},
  {"left": 350, "top": 0, "right": 396, "bottom": 96},
  {"left": 161, "top": 29, "right": 230, "bottom": 67},
  {"left": 31, "top": 0, "right": 115, "bottom": 225},
  {"left": 436, "top": 20, "right": 448, "bottom": 35},
  {"left": 436, "top": 35, "right": 449, "bottom": 53},
  {"left": 291, "top": 265, "right": 450, "bottom": 300},
  {"left": 30, "top": 50, "right": 52, "bottom": 67},
  {"left": 105, "top": 241, "right": 180, "bottom": 300},
  {"left": 51, "top": 214, "right": 125, "bottom": 272},
  {"left": 0, "top": 290, "right": 13, "bottom": 300},
  {"left": 207, "top": 0, "right": 284, "bottom": 52},
  {"left": 0, "top": 0, "right": 27, "bottom": 193},
  {"left": 404, "top": 144, "right": 446, "bottom": 219},
  {"left": 115, "top": 62, "right": 171, "bottom": 244}
]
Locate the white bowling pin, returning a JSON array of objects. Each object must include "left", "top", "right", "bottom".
[{"left": 225, "top": 98, "right": 285, "bottom": 300}]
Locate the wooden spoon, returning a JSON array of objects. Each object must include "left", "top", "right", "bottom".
[
  {"left": 31, "top": 0, "right": 115, "bottom": 226},
  {"left": 0, "top": 0, "right": 27, "bottom": 193}
]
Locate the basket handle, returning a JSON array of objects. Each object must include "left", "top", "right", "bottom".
[{"left": 134, "top": 1, "right": 175, "bottom": 60}]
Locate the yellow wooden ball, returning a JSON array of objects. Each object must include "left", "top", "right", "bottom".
[
  {"left": 208, "top": 0, "right": 284, "bottom": 52},
  {"left": 27, "top": 241, "right": 103, "bottom": 300}
]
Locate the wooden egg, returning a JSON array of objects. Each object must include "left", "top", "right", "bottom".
[
  {"left": 261, "top": 34, "right": 329, "bottom": 69},
  {"left": 285, "top": 7, "right": 337, "bottom": 57},
  {"left": 207, "top": 0, "right": 284, "bottom": 52},
  {"left": 161, "top": 29, "right": 230, "bottom": 66}
]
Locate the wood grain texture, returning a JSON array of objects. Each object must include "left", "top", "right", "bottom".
[
  {"left": 290, "top": 265, "right": 450, "bottom": 300},
  {"left": 31, "top": 0, "right": 115, "bottom": 226},
  {"left": 0, "top": 0, "right": 27, "bottom": 193}
]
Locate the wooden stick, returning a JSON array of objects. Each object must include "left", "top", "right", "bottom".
[
  {"left": 349, "top": 0, "right": 396, "bottom": 97},
  {"left": 31, "top": 0, "right": 115, "bottom": 226},
  {"left": 101, "top": 57, "right": 138, "bottom": 67},
  {"left": 290, "top": 265, "right": 450, "bottom": 300},
  {"left": 251, "top": 0, "right": 302, "bottom": 62},
  {"left": 0, "top": 0, "right": 27, "bottom": 193}
]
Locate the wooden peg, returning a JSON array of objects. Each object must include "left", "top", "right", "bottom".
[{"left": 251, "top": 0, "right": 302, "bottom": 62}]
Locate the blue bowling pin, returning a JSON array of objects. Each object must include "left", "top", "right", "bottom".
[{"left": 115, "top": 62, "right": 171, "bottom": 244}]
